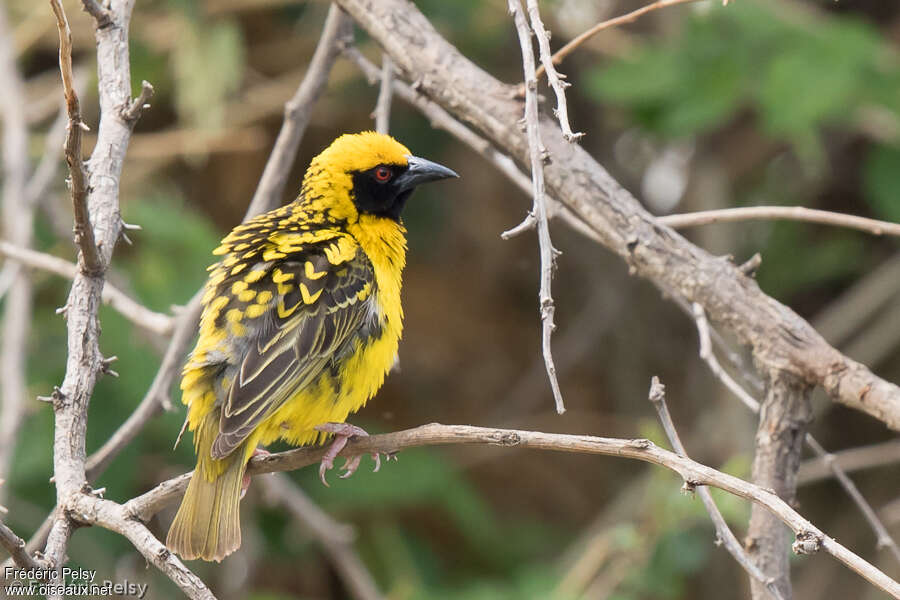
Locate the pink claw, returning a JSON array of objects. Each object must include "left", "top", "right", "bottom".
[{"left": 314, "top": 422, "right": 388, "bottom": 486}]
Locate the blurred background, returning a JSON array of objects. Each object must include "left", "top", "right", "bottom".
[{"left": 2, "top": 0, "right": 900, "bottom": 598}]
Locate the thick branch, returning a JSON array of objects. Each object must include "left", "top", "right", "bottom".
[
  {"left": 68, "top": 494, "right": 216, "bottom": 599},
  {"left": 745, "top": 371, "right": 812, "bottom": 599},
  {"left": 122, "top": 423, "right": 900, "bottom": 598},
  {"left": 335, "top": 0, "right": 900, "bottom": 430}
]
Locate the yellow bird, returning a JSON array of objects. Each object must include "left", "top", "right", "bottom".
[{"left": 166, "top": 132, "right": 457, "bottom": 562}]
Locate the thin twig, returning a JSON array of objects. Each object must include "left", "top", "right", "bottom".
[
  {"left": 246, "top": 3, "right": 353, "bottom": 218},
  {"left": 50, "top": 0, "right": 100, "bottom": 274},
  {"left": 692, "top": 303, "right": 900, "bottom": 567},
  {"left": 804, "top": 437, "right": 900, "bottom": 563},
  {"left": 373, "top": 54, "right": 393, "bottom": 134},
  {"left": 123, "top": 423, "right": 900, "bottom": 599},
  {"left": 535, "top": 0, "right": 702, "bottom": 79},
  {"left": 660, "top": 206, "right": 900, "bottom": 238},
  {"left": 525, "top": 0, "right": 582, "bottom": 141},
  {"left": 508, "top": 0, "right": 565, "bottom": 414},
  {"left": 24, "top": 97, "right": 69, "bottom": 207},
  {"left": 0, "top": 241, "right": 174, "bottom": 336},
  {"left": 799, "top": 439, "right": 900, "bottom": 485},
  {"left": 0, "top": 519, "right": 46, "bottom": 571},
  {"left": 260, "top": 475, "right": 383, "bottom": 600},
  {"left": 648, "top": 377, "right": 784, "bottom": 600}
]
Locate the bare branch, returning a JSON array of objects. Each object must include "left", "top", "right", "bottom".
[
  {"left": 50, "top": 0, "right": 101, "bottom": 274},
  {"left": 0, "top": 519, "right": 47, "bottom": 571},
  {"left": 125, "top": 423, "right": 900, "bottom": 598},
  {"left": 648, "top": 377, "right": 784, "bottom": 600},
  {"left": 260, "top": 475, "right": 382, "bottom": 600},
  {"left": 0, "top": 241, "right": 174, "bottom": 336},
  {"left": 246, "top": 4, "right": 353, "bottom": 218},
  {"left": 525, "top": 0, "right": 582, "bottom": 141},
  {"left": 799, "top": 439, "right": 900, "bottom": 485},
  {"left": 692, "top": 303, "right": 900, "bottom": 566},
  {"left": 67, "top": 494, "right": 216, "bottom": 600},
  {"left": 373, "top": 54, "right": 393, "bottom": 134},
  {"left": 336, "top": 0, "right": 900, "bottom": 430},
  {"left": 508, "top": 0, "right": 565, "bottom": 414},
  {"left": 659, "top": 206, "right": 900, "bottom": 238},
  {"left": 803, "top": 437, "right": 900, "bottom": 563},
  {"left": 536, "top": 0, "right": 703, "bottom": 79}
]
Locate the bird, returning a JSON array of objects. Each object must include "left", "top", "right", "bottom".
[{"left": 165, "top": 131, "right": 457, "bottom": 562}]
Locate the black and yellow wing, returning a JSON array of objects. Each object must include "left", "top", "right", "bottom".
[{"left": 209, "top": 238, "right": 378, "bottom": 459}]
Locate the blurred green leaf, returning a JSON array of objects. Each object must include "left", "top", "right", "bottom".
[
  {"left": 862, "top": 144, "right": 900, "bottom": 222},
  {"left": 172, "top": 18, "right": 245, "bottom": 130}
]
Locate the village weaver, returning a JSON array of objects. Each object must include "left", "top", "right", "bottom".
[{"left": 166, "top": 132, "right": 457, "bottom": 562}]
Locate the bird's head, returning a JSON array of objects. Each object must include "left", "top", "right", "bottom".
[{"left": 301, "top": 131, "right": 458, "bottom": 222}]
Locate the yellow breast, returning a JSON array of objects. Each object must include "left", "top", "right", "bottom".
[{"left": 257, "top": 215, "right": 408, "bottom": 447}]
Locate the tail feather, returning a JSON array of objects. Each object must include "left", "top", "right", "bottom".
[{"left": 166, "top": 412, "right": 249, "bottom": 562}]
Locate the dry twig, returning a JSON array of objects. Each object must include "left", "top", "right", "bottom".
[
  {"left": 660, "top": 206, "right": 900, "bottom": 238},
  {"left": 648, "top": 377, "right": 784, "bottom": 600},
  {"left": 373, "top": 54, "right": 393, "bottom": 134},
  {"left": 50, "top": 0, "right": 100, "bottom": 274},
  {"left": 525, "top": 0, "right": 581, "bottom": 141},
  {"left": 691, "top": 304, "right": 900, "bottom": 568},
  {"left": 0, "top": 241, "right": 174, "bottom": 336},
  {"left": 0, "top": 519, "right": 46, "bottom": 571},
  {"left": 535, "top": 0, "right": 703, "bottom": 79},
  {"left": 508, "top": 0, "right": 565, "bottom": 414}
]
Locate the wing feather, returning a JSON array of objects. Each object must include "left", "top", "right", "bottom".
[{"left": 210, "top": 245, "right": 376, "bottom": 459}]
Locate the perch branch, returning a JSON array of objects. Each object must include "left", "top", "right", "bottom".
[
  {"left": 122, "top": 423, "right": 900, "bottom": 599},
  {"left": 508, "top": 0, "right": 565, "bottom": 414}
]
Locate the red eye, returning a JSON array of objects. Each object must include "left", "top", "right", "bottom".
[{"left": 374, "top": 166, "right": 392, "bottom": 182}]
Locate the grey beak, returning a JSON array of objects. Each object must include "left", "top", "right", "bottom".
[{"left": 396, "top": 155, "right": 459, "bottom": 192}]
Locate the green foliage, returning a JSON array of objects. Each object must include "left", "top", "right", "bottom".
[
  {"left": 862, "top": 144, "right": 900, "bottom": 222},
  {"left": 171, "top": 18, "right": 245, "bottom": 130},
  {"left": 587, "top": 2, "right": 899, "bottom": 153}
]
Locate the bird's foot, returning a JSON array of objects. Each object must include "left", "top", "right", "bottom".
[
  {"left": 314, "top": 422, "right": 393, "bottom": 487},
  {"left": 240, "top": 447, "right": 270, "bottom": 498}
]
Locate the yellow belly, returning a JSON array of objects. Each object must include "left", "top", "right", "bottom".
[{"left": 256, "top": 302, "right": 401, "bottom": 447}]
